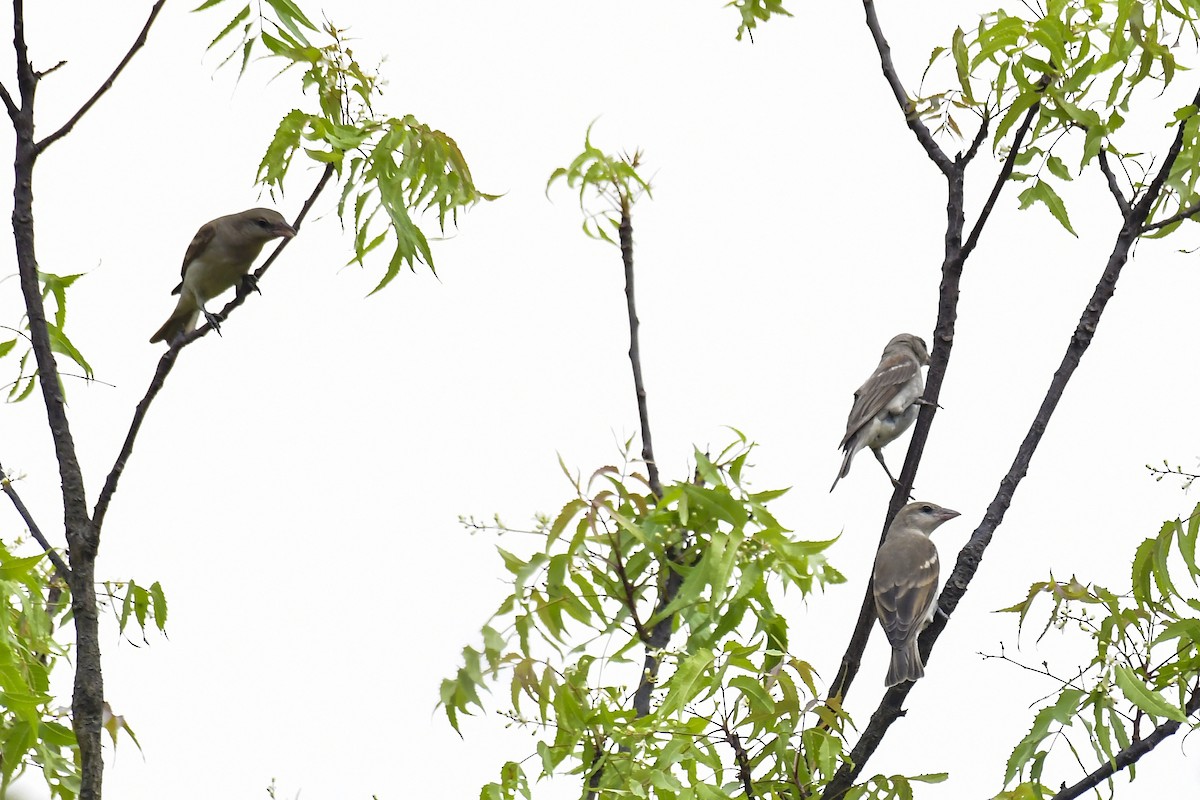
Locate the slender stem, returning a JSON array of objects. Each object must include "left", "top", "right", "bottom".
[
  {"left": 36, "top": 0, "right": 166, "bottom": 154},
  {"left": 620, "top": 203, "right": 661, "bottom": 498},
  {"left": 91, "top": 164, "right": 335, "bottom": 532},
  {"left": 1097, "top": 150, "right": 1132, "bottom": 219},
  {"left": 0, "top": 461, "right": 71, "bottom": 577},
  {"left": 619, "top": 199, "right": 675, "bottom": 717},
  {"left": 0, "top": 81, "right": 15, "bottom": 118},
  {"left": 1140, "top": 201, "right": 1200, "bottom": 234},
  {"left": 9, "top": 3, "right": 103, "bottom": 793},
  {"left": 961, "top": 111, "right": 989, "bottom": 165},
  {"left": 862, "top": 0, "right": 954, "bottom": 175},
  {"left": 961, "top": 101, "right": 1042, "bottom": 258},
  {"left": 724, "top": 726, "right": 756, "bottom": 800}
]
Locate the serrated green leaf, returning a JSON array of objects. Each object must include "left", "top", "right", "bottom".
[
  {"left": 1017, "top": 178, "right": 1077, "bottom": 235},
  {"left": 1114, "top": 665, "right": 1187, "bottom": 721}
]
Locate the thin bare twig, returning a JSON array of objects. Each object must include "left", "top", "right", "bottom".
[
  {"left": 1097, "top": 150, "right": 1131, "bottom": 219},
  {"left": 0, "top": 462, "right": 71, "bottom": 576},
  {"left": 1140, "top": 201, "right": 1200, "bottom": 234},
  {"left": 863, "top": 0, "right": 954, "bottom": 175},
  {"left": 0, "top": 81, "right": 16, "bottom": 118},
  {"left": 36, "top": 0, "right": 167, "bottom": 153},
  {"left": 961, "top": 111, "right": 990, "bottom": 165},
  {"left": 91, "top": 164, "right": 335, "bottom": 532},
  {"left": 619, "top": 204, "right": 661, "bottom": 498},
  {"left": 961, "top": 100, "right": 1042, "bottom": 258}
]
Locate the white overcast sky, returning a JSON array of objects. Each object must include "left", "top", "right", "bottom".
[{"left": 2, "top": 1, "right": 1199, "bottom": 798}]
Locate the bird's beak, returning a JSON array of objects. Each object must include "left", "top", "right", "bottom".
[
  {"left": 936, "top": 508, "right": 960, "bottom": 523},
  {"left": 275, "top": 223, "right": 297, "bottom": 239}
]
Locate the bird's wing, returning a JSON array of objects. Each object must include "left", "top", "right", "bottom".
[
  {"left": 873, "top": 535, "right": 939, "bottom": 648},
  {"left": 839, "top": 352, "right": 920, "bottom": 448},
  {"left": 176, "top": 221, "right": 217, "bottom": 286}
]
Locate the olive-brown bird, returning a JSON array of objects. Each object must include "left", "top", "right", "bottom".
[
  {"left": 150, "top": 208, "right": 296, "bottom": 344},
  {"left": 830, "top": 333, "right": 930, "bottom": 492},
  {"left": 873, "top": 501, "right": 959, "bottom": 687}
]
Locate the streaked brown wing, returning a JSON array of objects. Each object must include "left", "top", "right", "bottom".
[
  {"left": 174, "top": 221, "right": 217, "bottom": 292},
  {"left": 873, "top": 534, "right": 939, "bottom": 648},
  {"left": 839, "top": 352, "right": 919, "bottom": 448}
]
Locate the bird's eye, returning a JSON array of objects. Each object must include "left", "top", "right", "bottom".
[
  {"left": 255, "top": 218, "right": 271, "bottom": 228},
  {"left": 920, "top": 504, "right": 933, "bottom": 513}
]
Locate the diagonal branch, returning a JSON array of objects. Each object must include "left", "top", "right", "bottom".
[
  {"left": 35, "top": 0, "right": 166, "bottom": 154},
  {"left": 961, "top": 100, "right": 1041, "bottom": 259},
  {"left": 91, "top": 165, "right": 335, "bottom": 532},
  {"left": 1049, "top": 683, "right": 1200, "bottom": 800},
  {"left": 0, "top": 461, "right": 71, "bottom": 577},
  {"left": 619, "top": 202, "right": 661, "bottom": 498},
  {"left": 1139, "top": 201, "right": 1200, "bottom": 234},
  {"left": 961, "top": 111, "right": 990, "bottom": 165},
  {"left": 0, "top": 82, "right": 16, "bottom": 119},
  {"left": 1097, "top": 150, "right": 1132, "bottom": 219},
  {"left": 863, "top": 0, "right": 954, "bottom": 175}
]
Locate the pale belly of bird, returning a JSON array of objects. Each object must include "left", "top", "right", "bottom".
[{"left": 869, "top": 405, "right": 919, "bottom": 449}]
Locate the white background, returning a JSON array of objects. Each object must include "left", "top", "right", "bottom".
[{"left": 1, "top": 1, "right": 1198, "bottom": 797}]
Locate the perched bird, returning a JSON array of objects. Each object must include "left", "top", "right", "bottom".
[
  {"left": 830, "top": 333, "right": 930, "bottom": 492},
  {"left": 150, "top": 208, "right": 296, "bottom": 344},
  {"left": 873, "top": 501, "right": 959, "bottom": 687}
]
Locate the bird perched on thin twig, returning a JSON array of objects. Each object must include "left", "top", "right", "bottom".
[
  {"left": 150, "top": 208, "right": 296, "bottom": 344},
  {"left": 830, "top": 333, "right": 930, "bottom": 492},
  {"left": 873, "top": 501, "right": 959, "bottom": 687}
]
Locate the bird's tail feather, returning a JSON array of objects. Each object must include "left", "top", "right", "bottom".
[
  {"left": 885, "top": 641, "right": 924, "bottom": 687},
  {"left": 149, "top": 302, "right": 199, "bottom": 344},
  {"left": 829, "top": 446, "right": 857, "bottom": 493}
]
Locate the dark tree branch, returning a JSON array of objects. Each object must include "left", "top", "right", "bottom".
[
  {"left": 1139, "top": 201, "right": 1200, "bottom": 234},
  {"left": 724, "top": 725, "right": 756, "bottom": 800},
  {"left": 0, "top": 82, "right": 16, "bottom": 119},
  {"left": 961, "top": 100, "right": 1041, "bottom": 259},
  {"left": 961, "top": 112, "right": 990, "bottom": 165},
  {"left": 91, "top": 164, "right": 335, "bottom": 532},
  {"left": 863, "top": 0, "right": 954, "bottom": 175},
  {"left": 619, "top": 203, "right": 661, "bottom": 499},
  {"left": 610, "top": 533, "right": 650, "bottom": 642},
  {"left": 1097, "top": 150, "right": 1131, "bottom": 219},
  {"left": 35, "top": 0, "right": 166, "bottom": 154},
  {"left": 821, "top": 82, "right": 1200, "bottom": 800},
  {"left": 9, "top": 1, "right": 104, "bottom": 795},
  {"left": 0, "top": 461, "right": 71, "bottom": 577},
  {"left": 1048, "top": 684, "right": 1200, "bottom": 800},
  {"left": 618, "top": 192, "right": 679, "bottom": 719}
]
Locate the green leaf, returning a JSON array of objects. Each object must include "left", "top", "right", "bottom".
[
  {"left": 1114, "top": 666, "right": 1187, "bottom": 722},
  {"left": 951, "top": 27, "right": 976, "bottom": 104},
  {"left": 659, "top": 650, "right": 715, "bottom": 717},
  {"left": 1045, "top": 154, "right": 1073, "bottom": 181},
  {"left": 1017, "top": 179, "right": 1077, "bottom": 236},
  {"left": 149, "top": 581, "right": 168, "bottom": 632}
]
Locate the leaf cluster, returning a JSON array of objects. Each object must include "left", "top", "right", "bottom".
[
  {"left": 0, "top": 543, "right": 76, "bottom": 798},
  {"left": 547, "top": 123, "right": 652, "bottom": 245},
  {"left": 443, "top": 438, "right": 861, "bottom": 799},
  {"left": 916, "top": 0, "right": 1200, "bottom": 235},
  {"left": 995, "top": 503, "right": 1200, "bottom": 796},
  {"left": 2, "top": 272, "right": 93, "bottom": 403},
  {"left": 198, "top": 0, "right": 495, "bottom": 292}
]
